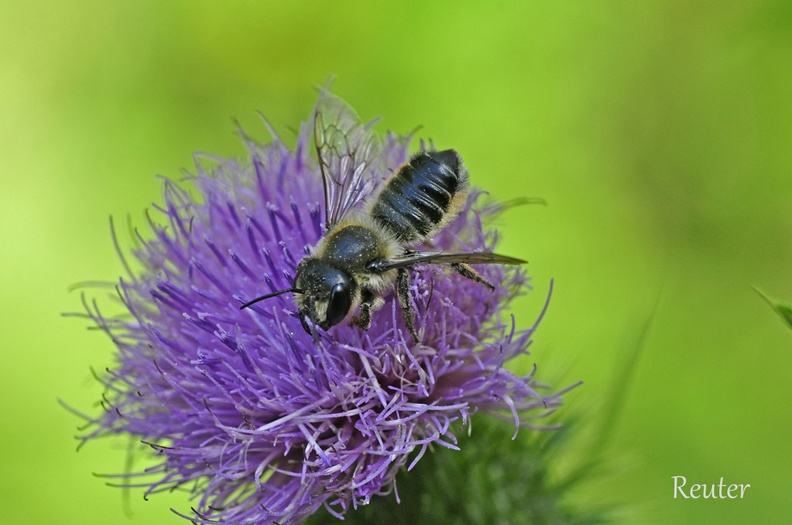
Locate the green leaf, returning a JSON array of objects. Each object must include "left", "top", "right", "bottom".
[{"left": 755, "top": 288, "right": 792, "bottom": 331}]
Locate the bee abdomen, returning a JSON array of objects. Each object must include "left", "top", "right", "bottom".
[{"left": 371, "top": 150, "right": 469, "bottom": 243}]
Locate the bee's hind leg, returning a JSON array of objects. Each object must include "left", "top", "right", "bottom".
[
  {"left": 450, "top": 263, "right": 495, "bottom": 291},
  {"left": 397, "top": 269, "right": 419, "bottom": 341},
  {"left": 355, "top": 290, "right": 384, "bottom": 331}
]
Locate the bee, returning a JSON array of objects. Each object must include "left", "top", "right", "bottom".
[{"left": 240, "top": 94, "right": 525, "bottom": 339}]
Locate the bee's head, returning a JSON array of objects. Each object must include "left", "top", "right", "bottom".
[{"left": 293, "top": 258, "right": 354, "bottom": 332}]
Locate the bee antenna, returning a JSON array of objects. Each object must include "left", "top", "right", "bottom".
[{"left": 240, "top": 288, "right": 303, "bottom": 310}]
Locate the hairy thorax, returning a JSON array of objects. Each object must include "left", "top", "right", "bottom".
[{"left": 315, "top": 215, "right": 401, "bottom": 293}]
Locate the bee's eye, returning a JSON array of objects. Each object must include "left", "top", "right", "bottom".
[{"left": 326, "top": 283, "right": 351, "bottom": 328}]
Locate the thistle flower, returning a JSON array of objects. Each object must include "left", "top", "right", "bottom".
[{"left": 72, "top": 94, "right": 570, "bottom": 525}]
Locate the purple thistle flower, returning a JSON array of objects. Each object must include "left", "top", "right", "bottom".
[{"left": 72, "top": 94, "right": 570, "bottom": 525}]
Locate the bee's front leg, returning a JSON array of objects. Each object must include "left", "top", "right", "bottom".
[{"left": 355, "top": 290, "right": 384, "bottom": 331}]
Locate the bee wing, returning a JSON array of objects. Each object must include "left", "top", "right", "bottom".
[
  {"left": 368, "top": 251, "right": 526, "bottom": 273},
  {"left": 314, "top": 93, "right": 382, "bottom": 230}
]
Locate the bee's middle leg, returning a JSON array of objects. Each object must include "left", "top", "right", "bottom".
[
  {"left": 397, "top": 268, "right": 419, "bottom": 341},
  {"left": 450, "top": 262, "right": 495, "bottom": 291},
  {"left": 355, "top": 290, "right": 384, "bottom": 331}
]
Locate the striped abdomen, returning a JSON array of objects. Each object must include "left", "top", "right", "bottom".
[{"left": 371, "top": 149, "right": 470, "bottom": 243}]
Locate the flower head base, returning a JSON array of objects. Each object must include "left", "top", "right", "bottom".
[{"left": 75, "top": 95, "right": 568, "bottom": 524}]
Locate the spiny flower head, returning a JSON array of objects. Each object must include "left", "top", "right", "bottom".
[{"left": 74, "top": 94, "right": 568, "bottom": 524}]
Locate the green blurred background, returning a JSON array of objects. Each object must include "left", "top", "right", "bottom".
[{"left": 2, "top": 1, "right": 791, "bottom": 523}]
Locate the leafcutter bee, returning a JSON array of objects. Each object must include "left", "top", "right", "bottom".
[{"left": 241, "top": 94, "right": 525, "bottom": 339}]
